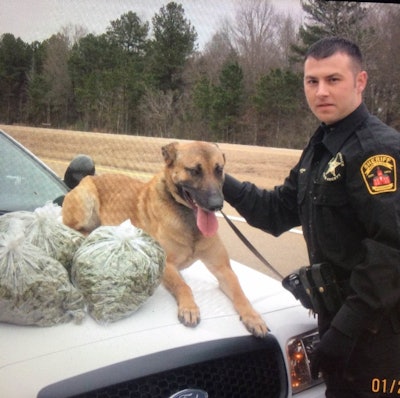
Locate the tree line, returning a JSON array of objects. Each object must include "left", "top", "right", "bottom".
[{"left": 0, "top": 1, "right": 399, "bottom": 149}]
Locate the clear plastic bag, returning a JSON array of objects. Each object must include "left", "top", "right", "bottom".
[
  {"left": 72, "top": 220, "right": 165, "bottom": 324},
  {"left": 0, "top": 202, "right": 84, "bottom": 273},
  {"left": 0, "top": 221, "right": 86, "bottom": 326}
]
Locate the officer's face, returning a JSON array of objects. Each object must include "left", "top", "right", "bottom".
[{"left": 303, "top": 52, "right": 368, "bottom": 125}]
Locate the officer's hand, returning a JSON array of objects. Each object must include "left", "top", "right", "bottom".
[{"left": 310, "top": 327, "right": 354, "bottom": 379}]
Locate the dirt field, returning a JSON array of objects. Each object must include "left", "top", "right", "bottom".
[{"left": 1, "top": 124, "right": 301, "bottom": 189}]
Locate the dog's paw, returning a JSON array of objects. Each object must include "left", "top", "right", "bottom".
[
  {"left": 178, "top": 304, "right": 201, "bottom": 328},
  {"left": 241, "top": 313, "right": 269, "bottom": 338}
]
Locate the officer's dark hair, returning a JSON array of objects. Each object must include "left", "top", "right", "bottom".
[{"left": 305, "top": 37, "right": 363, "bottom": 72}]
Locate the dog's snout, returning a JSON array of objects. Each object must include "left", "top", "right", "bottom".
[
  {"left": 207, "top": 192, "right": 224, "bottom": 211},
  {"left": 183, "top": 185, "right": 224, "bottom": 212},
  {"left": 208, "top": 203, "right": 223, "bottom": 212}
]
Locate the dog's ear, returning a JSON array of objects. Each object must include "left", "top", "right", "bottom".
[
  {"left": 212, "top": 142, "right": 226, "bottom": 165},
  {"left": 161, "top": 142, "right": 179, "bottom": 166}
]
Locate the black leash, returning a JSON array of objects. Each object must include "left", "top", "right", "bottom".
[{"left": 220, "top": 210, "right": 285, "bottom": 280}]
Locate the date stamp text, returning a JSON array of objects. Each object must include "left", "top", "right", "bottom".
[{"left": 372, "top": 379, "right": 400, "bottom": 394}]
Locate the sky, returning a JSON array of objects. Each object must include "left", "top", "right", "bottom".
[{"left": 0, "top": 0, "right": 302, "bottom": 48}]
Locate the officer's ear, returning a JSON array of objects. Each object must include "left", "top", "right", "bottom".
[{"left": 356, "top": 70, "right": 368, "bottom": 94}]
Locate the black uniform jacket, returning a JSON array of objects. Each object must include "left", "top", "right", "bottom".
[{"left": 223, "top": 103, "right": 400, "bottom": 338}]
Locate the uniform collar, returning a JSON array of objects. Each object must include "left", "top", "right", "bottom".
[{"left": 320, "top": 103, "right": 370, "bottom": 155}]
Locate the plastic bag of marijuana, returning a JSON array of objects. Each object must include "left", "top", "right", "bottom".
[
  {"left": 72, "top": 220, "right": 166, "bottom": 324},
  {"left": 0, "top": 221, "right": 86, "bottom": 326},
  {"left": 0, "top": 202, "right": 84, "bottom": 273}
]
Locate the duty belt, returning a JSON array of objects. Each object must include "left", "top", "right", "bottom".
[{"left": 282, "top": 262, "right": 349, "bottom": 314}]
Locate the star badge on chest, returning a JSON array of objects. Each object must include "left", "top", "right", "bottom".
[{"left": 323, "top": 152, "right": 344, "bottom": 182}]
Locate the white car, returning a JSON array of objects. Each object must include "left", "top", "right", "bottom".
[{"left": 0, "top": 129, "right": 325, "bottom": 397}]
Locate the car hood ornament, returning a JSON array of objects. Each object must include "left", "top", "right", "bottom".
[{"left": 169, "top": 389, "right": 208, "bottom": 398}]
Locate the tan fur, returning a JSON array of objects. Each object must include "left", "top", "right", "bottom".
[{"left": 62, "top": 141, "right": 268, "bottom": 337}]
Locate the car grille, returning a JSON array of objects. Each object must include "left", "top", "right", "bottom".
[
  {"left": 40, "top": 336, "right": 287, "bottom": 398},
  {"left": 72, "top": 344, "right": 285, "bottom": 398}
]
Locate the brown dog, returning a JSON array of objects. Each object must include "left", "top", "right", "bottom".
[{"left": 62, "top": 141, "right": 268, "bottom": 337}]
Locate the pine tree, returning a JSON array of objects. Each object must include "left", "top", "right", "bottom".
[
  {"left": 148, "top": 2, "right": 197, "bottom": 93},
  {"left": 291, "top": 0, "right": 369, "bottom": 61}
]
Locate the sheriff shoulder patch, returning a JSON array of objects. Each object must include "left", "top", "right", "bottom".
[{"left": 361, "top": 154, "right": 397, "bottom": 194}]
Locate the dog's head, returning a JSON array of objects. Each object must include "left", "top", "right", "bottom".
[{"left": 161, "top": 141, "right": 226, "bottom": 237}]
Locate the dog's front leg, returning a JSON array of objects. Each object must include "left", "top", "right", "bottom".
[
  {"left": 217, "top": 266, "right": 269, "bottom": 337},
  {"left": 162, "top": 262, "right": 200, "bottom": 327},
  {"left": 202, "top": 241, "right": 269, "bottom": 338}
]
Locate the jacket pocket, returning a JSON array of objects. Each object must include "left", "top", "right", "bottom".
[{"left": 312, "top": 181, "right": 349, "bottom": 206}]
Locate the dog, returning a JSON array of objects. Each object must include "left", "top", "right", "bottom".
[{"left": 62, "top": 141, "right": 268, "bottom": 337}]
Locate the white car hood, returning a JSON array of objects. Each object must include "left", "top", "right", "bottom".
[{"left": 0, "top": 260, "right": 316, "bottom": 398}]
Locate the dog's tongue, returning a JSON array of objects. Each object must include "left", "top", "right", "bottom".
[{"left": 196, "top": 207, "right": 218, "bottom": 237}]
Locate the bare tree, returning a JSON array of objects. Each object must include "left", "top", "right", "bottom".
[
  {"left": 60, "top": 24, "right": 88, "bottom": 48},
  {"left": 201, "top": 28, "right": 237, "bottom": 83},
  {"left": 363, "top": 5, "right": 400, "bottom": 128},
  {"left": 42, "top": 33, "right": 73, "bottom": 126},
  {"left": 138, "top": 89, "right": 175, "bottom": 137},
  {"left": 277, "top": 13, "right": 301, "bottom": 69},
  {"left": 228, "top": 0, "right": 282, "bottom": 92}
]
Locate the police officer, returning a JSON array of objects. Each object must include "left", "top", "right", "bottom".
[{"left": 223, "top": 37, "right": 400, "bottom": 397}]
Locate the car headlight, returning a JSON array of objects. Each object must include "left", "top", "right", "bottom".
[{"left": 287, "top": 329, "right": 323, "bottom": 394}]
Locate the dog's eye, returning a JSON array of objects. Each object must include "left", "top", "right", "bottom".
[
  {"left": 186, "top": 165, "right": 202, "bottom": 177},
  {"left": 215, "top": 164, "right": 224, "bottom": 177}
]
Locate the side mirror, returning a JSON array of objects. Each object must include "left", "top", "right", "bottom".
[{"left": 64, "top": 154, "right": 95, "bottom": 189}]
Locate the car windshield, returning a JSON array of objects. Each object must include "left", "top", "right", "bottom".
[{"left": 0, "top": 132, "right": 67, "bottom": 213}]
